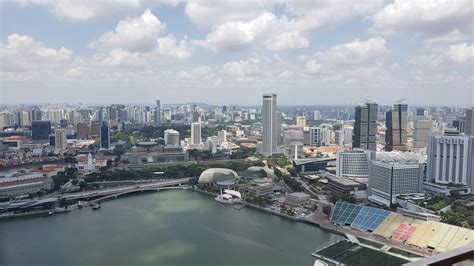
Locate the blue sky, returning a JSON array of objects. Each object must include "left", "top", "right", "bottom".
[{"left": 0, "top": 1, "right": 472, "bottom": 106}]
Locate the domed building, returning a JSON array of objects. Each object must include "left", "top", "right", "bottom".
[
  {"left": 244, "top": 166, "right": 276, "bottom": 179},
  {"left": 198, "top": 168, "right": 239, "bottom": 187}
]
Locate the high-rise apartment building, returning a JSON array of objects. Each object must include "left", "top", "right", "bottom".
[
  {"left": 262, "top": 93, "right": 277, "bottom": 156},
  {"left": 218, "top": 130, "right": 227, "bottom": 145},
  {"left": 308, "top": 127, "right": 322, "bottom": 146},
  {"left": 55, "top": 129, "right": 67, "bottom": 150},
  {"left": 353, "top": 102, "right": 378, "bottom": 151},
  {"left": 385, "top": 104, "right": 408, "bottom": 151},
  {"left": 296, "top": 116, "right": 306, "bottom": 127},
  {"left": 191, "top": 122, "right": 202, "bottom": 145},
  {"left": 466, "top": 107, "right": 474, "bottom": 135}
]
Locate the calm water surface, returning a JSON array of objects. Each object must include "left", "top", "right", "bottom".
[{"left": 0, "top": 190, "right": 339, "bottom": 266}]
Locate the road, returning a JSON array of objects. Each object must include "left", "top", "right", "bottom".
[{"left": 62, "top": 177, "right": 190, "bottom": 200}]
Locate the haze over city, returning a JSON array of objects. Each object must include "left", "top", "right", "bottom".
[{"left": 1, "top": 1, "right": 473, "bottom": 105}]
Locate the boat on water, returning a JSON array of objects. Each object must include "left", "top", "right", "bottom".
[
  {"left": 215, "top": 189, "right": 241, "bottom": 204},
  {"left": 92, "top": 203, "right": 101, "bottom": 210}
]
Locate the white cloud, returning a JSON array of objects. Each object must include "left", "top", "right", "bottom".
[
  {"left": 304, "top": 60, "right": 322, "bottom": 74},
  {"left": 23, "top": 0, "right": 142, "bottom": 21},
  {"left": 185, "top": 0, "right": 276, "bottom": 27},
  {"left": 96, "top": 49, "right": 147, "bottom": 67},
  {"left": 267, "top": 31, "right": 309, "bottom": 51},
  {"left": 0, "top": 34, "right": 72, "bottom": 72},
  {"left": 154, "top": 34, "right": 192, "bottom": 60},
  {"left": 89, "top": 9, "right": 164, "bottom": 52},
  {"left": 222, "top": 57, "right": 261, "bottom": 77},
  {"left": 195, "top": 12, "right": 276, "bottom": 52},
  {"left": 315, "top": 37, "right": 389, "bottom": 64},
  {"left": 370, "top": 0, "right": 473, "bottom": 42},
  {"left": 446, "top": 43, "right": 474, "bottom": 63}
]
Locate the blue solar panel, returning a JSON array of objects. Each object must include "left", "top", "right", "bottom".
[{"left": 330, "top": 202, "right": 390, "bottom": 232}]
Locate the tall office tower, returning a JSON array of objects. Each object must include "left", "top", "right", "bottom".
[
  {"left": 55, "top": 129, "right": 67, "bottom": 150},
  {"left": 336, "top": 149, "right": 372, "bottom": 179},
  {"left": 368, "top": 152, "right": 424, "bottom": 207},
  {"left": 413, "top": 120, "right": 433, "bottom": 152},
  {"left": 425, "top": 134, "right": 474, "bottom": 195},
  {"left": 262, "top": 93, "right": 277, "bottom": 156},
  {"left": 296, "top": 116, "right": 306, "bottom": 127},
  {"left": 466, "top": 107, "right": 474, "bottom": 135},
  {"left": 191, "top": 122, "right": 202, "bottom": 145},
  {"left": 100, "top": 120, "right": 110, "bottom": 149},
  {"left": 308, "top": 127, "right": 322, "bottom": 146},
  {"left": 276, "top": 111, "right": 282, "bottom": 146},
  {"left": 385, "top": 104, "right": 408, "bottom": 151},
  {"left": 32, "top": 121, "right": 52, "bottom": 143},
  {"left": 99, "top": 108, "right": 110, "bottom": 149},
  {"left": 353, "top": 102, "right": 378, "bottom": 151},
  {"left": 164, "top": 129, "right": 180, "bottom": 146},
  {"left": 218, "top": 130, "right": 227, "bottom": 145},
  {"left": 76, "top": 122, "right": 89, "bottom": 140},
  {"left": 30, "top": 107, "right": 42, "bottom": 121},
  {"left": 335, "top": 130, "right": 344, "bottom": 146},
  {"left": 155, "top": 100, "right": 161, "bottom": 125},
  {"left": 343, "top": 127, "right": 353, "bottom": 146},
  {"left": 90, "top": 121, "right": 100, "bottom": 138}
]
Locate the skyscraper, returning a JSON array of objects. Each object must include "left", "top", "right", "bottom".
[
  {"left": 32, "top": 120, "right": 52, "bottom": 143},
  {"left": 155, "top": 100, "right": 161, "bottom": 125},
  {"left": 296, "top": 116, "right": 306, "bottom": 127},
  {"left": 413, "top": 120, "right": 432, "bottom": 152},
  {"left": 385, "top": 104, "right": 408, "bottom": 151},
  {"left": 262, "top": 93, "right": 277, "bottom": 156},
  {"left": 55, "top": 128, "right": 67, "bottom": 150},
  {"left": 353, "top": 102, "right": 378, "bottom": 151},
  {"left": 99, "top": 108, "right": 110, "bottom": 149},
  {"left": 191, "top": 122, "right": 201, "bottom": 145},
  {"left": 466, "top": 107, "right": 474, "bottom": 135}
]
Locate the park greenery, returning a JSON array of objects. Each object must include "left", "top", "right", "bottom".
[{"left": 273, "top": 166, "right": 304, "bottom": 192}]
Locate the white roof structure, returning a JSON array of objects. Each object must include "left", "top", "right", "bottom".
[
  {"left": 375, "top": 151, "right": 426, "bottom": 164},
  {"left": 198, "top": 168, "right": 239, "bottom": 183},
  {"left": 224, "top": 189, "right": 241, "bottom": 199}
]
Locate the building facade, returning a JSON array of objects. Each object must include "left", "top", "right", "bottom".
[
  {"left": 369, "top": 155, "right": 424, "bottom": 207},
  {"left": 31, "top": 120, "right": 52, "bottom": 143},
  {"left": 164, "top": 129, "right": 180, "bottom": 146},
  {"left": 54, "top": 129, "right": 67, "bottom": 150},
  {"left": 353, "top": 103, "right": 378, "bottom": 151},
  {"left": 262, "top": 93, "right": 277, "bottom": 156},
  {"left": 191, "top": 122, "right": 202, "bottom": 145},
  {"left": 425, "top": 134, "right": 474, "bottom": 195},
  {"left": 466, "top": 107, "right": 474, "bottom": 135},
  {"left": 336, "top": 149, "right": 372, "bottom": 179},
  {"left": 413, "top": 120, "right": 432, "bottom": 152},
  {"left": 385, "top": 104, "right": 408, "bottom": 151}
]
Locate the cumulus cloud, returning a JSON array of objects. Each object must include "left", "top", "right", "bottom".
[
  {"left": 222, "top": 57, "right": 261, "bottom": 77},
  {"left": 0, "top": 34, "right": 72, "bottom": 72},
  {"left": 89, "top": 9, "right": 164, "bottom": 52},
  {"left": 154, "top": 34, "right": 192, "bottom": 60},
  {"left": 304, "top": 60, "right": 322, "bottom": 74},
  {"left": 23, "top": 0, "right": 142, "bottom": 21},
  {"left": 446, "top": 43, "right": 474, "bottom": 63},
  {"left": 315, "top": 37, "right": 389, "bottom": 64},
  {"left": 370, "top": 0, "right": 473, "bottom": 42},
  {"left": 185, "top": 0, "right": 275, "bottom": 27}
]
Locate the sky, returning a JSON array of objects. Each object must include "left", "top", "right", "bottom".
[{"left": 0, "top": 0, "right": 473, "bottom": 106}]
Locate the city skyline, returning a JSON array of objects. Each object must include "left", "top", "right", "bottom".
[{"left": 1, "top": 1, "right": 473, "bottom": 105}]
